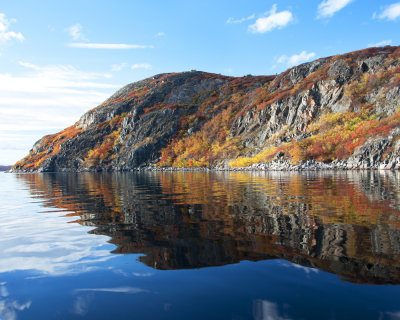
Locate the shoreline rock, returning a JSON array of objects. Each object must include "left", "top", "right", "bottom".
[{"left": 9, "top": 158, "right": 400, "bottom": 173}]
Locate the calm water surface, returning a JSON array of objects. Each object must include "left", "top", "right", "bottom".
[{"left": 1, "top": 171, "right": 400, "bottom": 319}]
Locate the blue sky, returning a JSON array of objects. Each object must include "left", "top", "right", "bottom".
[{"left": 0, "top": 0, "right": 399, "bottom": 164}]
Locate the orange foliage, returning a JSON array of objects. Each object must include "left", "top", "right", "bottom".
[
  {"left": 84, "top": 114, "right": 131, "bottom": 167},
  {"left": 84, "top": 128, "right": 121, "bottom": 167},
  {"left": 14, "top": 126, "right": 82, "bottom": 170},
  {"left": 301, "top": 110, "right": 400, "bottom": 161}
]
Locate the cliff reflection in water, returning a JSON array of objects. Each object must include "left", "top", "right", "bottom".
[{"left": 18, "top": 171, "right": 400, "bottom": 284}]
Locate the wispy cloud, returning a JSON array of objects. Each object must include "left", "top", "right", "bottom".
[
  {"left": 226, "top": 14, "right": 255, "bottom": 24},
  {"left": 375, "top": 3, "right": 400, "bottom": 21},
  {"left": 248, "top": 5, "right": 293, "bottom": 34},
  {"left": 17, "top": 61, "right": 113, "bottom": 84},
  {"left": 317, "top": 0, "right": 353, "bottom": 19},
  {"left": 368, "top": 40, "right": 392, "bottom": 47},
  {"left": 277, "top": 51, "right": 316, "bottom": 67},
  {"left": 18, "top": 61, "right": 41, "bottom": 70},
  {"left": 111, "top": 62, "right": 127, "bottom": 72},
  {"left": 67, "top": 43, "right": 154, "bottom": 49},
  {"left": 0, "top": 13, "right": 24, "bottom": 43},
  {"left": 66, "top": 23, "right": 87, "bottom": 41},
  {"left": 112, "top": 62, "right": 151, "bottom": 72},
  {"left": 0, "top": 62, "right": 119, "bottom": 164},
  {"left": 131, "top": 63, "right": 152, "bottom": 70},
  {"left": 65, "top": 23, "right": 153, "bottom": 50},
  {"left": 155, "top": 32, "right": 165, "bottom": 37}
]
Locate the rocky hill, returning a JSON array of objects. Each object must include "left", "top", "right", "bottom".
[{"left": 12, "top": 46, "right": 400, "bottom": 172}]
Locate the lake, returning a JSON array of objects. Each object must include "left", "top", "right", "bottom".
[{"left": 1, "top": 171, "right": 400, "bottom": 319}]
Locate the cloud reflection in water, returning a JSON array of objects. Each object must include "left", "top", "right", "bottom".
[
  {"left": 253, "top": 300, "right": 291, "bottom": 320},
  {"left": 0, "top": 283, "right": 31, "bottom": 320},
  {"left": 0, "top": 175, "right": 115, "bottom": 276}
]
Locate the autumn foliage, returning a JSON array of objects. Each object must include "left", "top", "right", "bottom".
[
  {"left": 83, "top": 114, "right": 130, "bottom": 167},
  {"left": 14, "top": 126, "right": 82, "bottom": 170}
]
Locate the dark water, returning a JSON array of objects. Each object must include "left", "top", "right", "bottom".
[{"left": 1, "top": 171, "right": 400, "bottom": 320}]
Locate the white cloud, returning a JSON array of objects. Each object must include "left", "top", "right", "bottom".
[
  {"left": 226, "top": 14, "right": 255, "bottom": 24},
  {"left": 377, "top": 3, "right": 400, "bottom": 21},
  {"left": 155, "top": 32, "right": 165, "bottom": 37},
  {"left": 131, "top": 63, "right": 152, "bottom": 70},
  {"left": 111, "top": 62, "right": 127, "bottom": 72},
  {"left": 66, "top": 23, "right": 87, "bottom": 41},
  {"left": 368, "top": 40, "right": 392, "bottom": 47},
  {"left": 18, "top": 61, "right": 41, "bottom": 70},
  {"left": 17, "top": 62, "right": 113, "bottom": 84},
  {"left": 277, "top": 51, "right": 316, "bottom": 67},
  {"left": 112, "top": 62, "right": 153, "bottom": 72},
  {"left": 0, "top": 62, "right": 119, "bottom": 164},
  {"left": 67, "top": 43, "right": 154, "bottom": 49},
  {"left": 248, "top": 5, "right": 293, "bottom": 34},
  {"left": 317, "top": 0, "right": 353, "bottom": 18},
  {"left": 0, "top": 13, "right": 24, "bottom": 43}
]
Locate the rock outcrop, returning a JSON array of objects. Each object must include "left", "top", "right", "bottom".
[{"left": 11, "top": 46, "right": 400, "bottom": 172}]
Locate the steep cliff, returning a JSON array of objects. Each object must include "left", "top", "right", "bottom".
[{"left": 12, "top": 46, "right": 400, "bottom": 172}]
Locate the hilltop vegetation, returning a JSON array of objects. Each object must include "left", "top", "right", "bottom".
[{"left": 12, "top": 46, "right": 400, "bottom": 172}]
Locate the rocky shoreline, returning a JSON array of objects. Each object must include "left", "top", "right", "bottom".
[
  {"left": 9, "top": 157, "right": 400, "bottom": 173},
  {"left": 149, "top": 158, "right": 400, "bottom": 172}
]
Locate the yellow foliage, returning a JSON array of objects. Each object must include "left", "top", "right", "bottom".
[
  {"left": 228, "top": 157, "right": 254, "bottom": 168},
  {"left": 228, "top": 146, "right": 280, "bottom": 168}
]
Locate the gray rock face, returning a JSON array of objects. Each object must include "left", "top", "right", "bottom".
[
  {"left": 269, "top": 58, "right": 329, "bottom": 91},
  {"left": 327, "top": 59, "right": 353, "bottom": 84}
]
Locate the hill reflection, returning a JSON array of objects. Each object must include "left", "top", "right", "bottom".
[{"left": 18, "top": 171, "right": 400, "bottom": 284}]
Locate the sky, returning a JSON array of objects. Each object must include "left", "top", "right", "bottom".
[{"left": 0, "top": 0, "right": 399, "bottom": 165}]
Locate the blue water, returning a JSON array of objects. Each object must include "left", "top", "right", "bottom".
[{"left": 1, "top": 171, "right": 400, "bottom": 319}]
